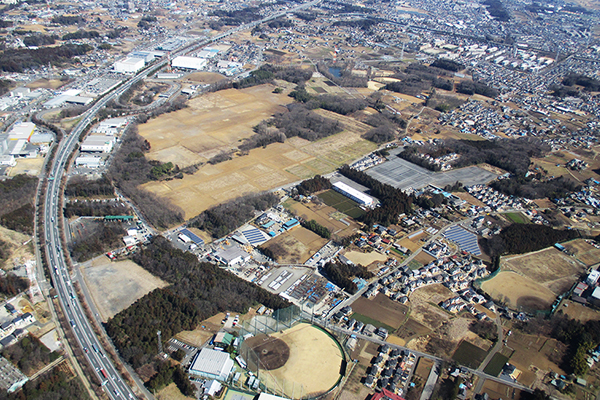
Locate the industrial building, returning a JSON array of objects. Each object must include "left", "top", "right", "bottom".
[
  {"left": 214, "top": 246, "right": 251, "bottom": 266},
  {"left": 43, "top": 89, "right": 94, "bottom": 108},
  {"left": 75, "top": 156, "right": 103, "bottom": 168},
  {"left": 114, "top": 57, "right": 145, "bottom": 73},
  {"left": 333, "top": 181, "right": 374, "bottom": 207},
  {"left": 172, "top": 56, "right": 207, "bottom": 70},
  {"left": 0, "top": 356, "right": 27, "bottom": 393},
  {"left": 189, "top": 348, "right": 234, "bottom": 381},
  {"left": 80, "top": 135, "right": 115, "bottom": 153},
  {"left": 94, "top": 117, "right": 129, "bottom": 135},
  {"left": 7, "top": 122, "right": 35, "bottom": 141}
]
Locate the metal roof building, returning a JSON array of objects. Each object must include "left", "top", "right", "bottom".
[
  {"left": 189, "top": 348, "right": 234, "bottom": 381},
  {"left": 172, "top": 56, "right": 207, "bottom": 70},
  {"left": 332, "top": 181, "right": 374, "bottom": 206}
]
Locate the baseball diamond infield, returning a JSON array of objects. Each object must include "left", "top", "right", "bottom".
[{"left": 241, "top": 323, "right": 344, "bottom": 398}]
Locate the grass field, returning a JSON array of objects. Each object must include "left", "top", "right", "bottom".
[
  {"left": 483, "top": 353, "right": 510, "bottom": 377},
  {"left": 452, "top": 340, "right": 487, "bottom": 369},
  {"left": 286, "top": 199, "right": 358, "bottom": 237},
  {"left": 317, "top": 190, "right": 366, "bottom": 219},
  {"left": 504, "top": 212, "right": 529, "bottom": 224},
  {"left": 481, "top": 271, "right": 556, "bottom": 311}
]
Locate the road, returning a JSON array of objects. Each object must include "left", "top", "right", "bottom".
[{"left": 40, "top": 2, "right": 323, "bottom": 399}]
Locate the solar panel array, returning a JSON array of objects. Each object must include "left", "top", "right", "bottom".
[
  {"left": 180, "top": 228, "right": 204, "bottom": 245},
  {"left": 242, "top": 228, "right": 268, "bottom": 246},
  {"left": 442, "top": 226, "right": 481, "bottom": 256}
]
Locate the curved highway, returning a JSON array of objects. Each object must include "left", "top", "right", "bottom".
[{"left": 42, "top": 1, "right": 321, "bottom": 398}]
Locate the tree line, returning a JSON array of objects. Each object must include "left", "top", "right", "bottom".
[
  {"left": 70, "top": 222, "right": 125, "bottom": 262},
  {"left": 65, "top": 176, "right": 114, "bottom": 198},
  {"left": 0, "top": 274, "right": 29, "bottom": 297},
  {"left": 320, "top": 262, "right": 373, "bottom": 294},
  {"left": 62, "top": 30, "right": 100, "bottom": 40},
  {"left": 480, "top": 223, "right": 579, "bottom": 258},
  {"left": 64, "top": 201, "right": 130, "bottom": 218},
  {"left": 189, "top": 192, "right": 279, "bottom": 238},
  {"left": 0, "top": 174, "right": 37, "bottom": 235},
  {"left": 316, "top": 63, "right": 368, "bottom": 88},
  {"left": 296, "top": 175, "right": 332, "bottom": 196},
  {"left": 456, "top": 80, "right": 499, "bottom": 98},
  {"left": 301, "top": 220, "right": 331, "bottom": 239},
  {"left": 2, "top": 334, "right": 60, "bottom": 376},
  {"left": 338, "top": 165, "right": 413, "bottom": 226},
  {"left": 490, "top": 175, "right": 580, "bottom": 200},
  {"left": 0, "top": 368, "right": 88, "bottom": 400},
  {"left": 51, "top": 15, "right": 84, "bottom": 25},
  {"left": 146, "top": 360, "right": 195, "bottom": 396},
  {"left": 0, "top": 43, "right": 92, "bottom": 72},
  {"left": 107, "top": 237, "right": 289, "bottom": 369},
  {"left": 107, "top": 125, "right": 184, "bottom": 229}
]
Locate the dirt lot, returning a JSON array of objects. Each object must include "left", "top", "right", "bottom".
[
  {"left": 26, "top": 79, "right": 66, "bottom": 89},
  {"left": 263, "top": 227, "right": 327, "bottom": 264},
  {"left": 501, "top": 247, "right": 586, "bottom": 296},
  {"left": 185, "top": 72, "right": 226, "bottom": 84},
  {"left": 260, "top": 323, "right": 343, "bottom": 398},
  {"left": 175, "top": 312, "right": 226, "bottom": 347},
  {"left": 81, "top": 257, "right": 169, "bottom": 322},
  {"left": 481, "top": 271, "right": 556, "bottom": 311},
  {"left": 506, "top": 331, "right": 567, "bottom": 387},
  {"left": 286, "top": 199, "right": 359, "bottom": 237},
  {"left": 352, "top": 293, "right": 409, "bottom": 330},
  {"left": 8, "top": 158, "right": 44, "bottom": 177},
  {"left": 343, "top": 251, "right": 387, "bottom": 267},
  {"left": 413, "top": 251, "right": 436, "bottom": 265},
  {"left": 559, "top": 300, "right": 600, "bottom": 322},
  {"left": 0, "top": 225, "right": 34, "bottom": 269},
  {"left": 562, "top": 239, "right": 600, "bottom": 267},
  {"left": 407, "top": 284, "right": 455, "bottom": 331},
  {"left": 479, "top": 379, "right": 524, "bottom": 400}
]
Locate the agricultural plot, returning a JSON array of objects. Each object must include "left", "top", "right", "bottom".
[
  {"left": 560, "top": 300, "right": 600, "bottom": 322},
  {"left": 479, "top": 380, "right": 523, "bottom": 400},
  {"left": 504, "top": 212, "right": 529, "bottom": 224},
  {"left": 285, "top": 199, "right": 358, "bottom": 237},
  {"left": 501, "top": 247, "right": 586, "bottom": 296},
  {"left": 351, "top": 293, "right": 409, "bottom": 330},
  {"left": 562, "top": 239, "right": 600, "bottom": 267},
  {"left": 140, "top": 84, "right": 377, "bottom": 218},
  {"left": 452, "top": 340, "right": 487, "bottom": 369},
  {"left": 483, "top": 353, "right": 510, "bottom": 376}
]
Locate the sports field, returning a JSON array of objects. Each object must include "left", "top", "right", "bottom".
[
  {"left": 250, "top": 323, "right": 344, "bottom": 398},
  {"left": 285, "top": 199, "right": 358, "bottom": 237},
  {"left": 317, "top": 190, "right": 366, "bottom": 219}
]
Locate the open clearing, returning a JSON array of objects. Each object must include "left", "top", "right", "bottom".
[
  {"left": 175, "top": 312, "right": 227, "bottom": 347},
  {"left": 481, "top": 271, "right": 556, "bottom": 311},
  {"left": 156, "top": 383, "right": 195, "bottom": 400},
  {"left": 185, "top": 72, "right": 226, "bottom": 84},
  {"left": 141, "top": 87, "right": 377, "bottom": 218},
  {"left": 258, "top": 323, "right": 343, "bottom": 398},
  {"left": 506, "top": 331, "right": 567, "bottom": 386},
  {"left": 263, "top": 227, "right": 327, "bottom": 264},
  {"left": 285, "top": 199, "right": 359, "bottom": 237},
  {"left": 0, "top": 226, "right": 34, "bottom": 270},
  {"left": 407, "top": 284, "right": 455, "bottom": 331},
  {"left": 479, "top": 379, "right": 523, "bottom": 400},
  {"left": 562, "top": 239, "right": 600, "bottom": 267},
  {"left": 81, "top": 257, "right": 169, "bottom": 322},
  {"left": 501, "top": 247, "right": 586, "bottom": 296},
  {"left": 352, "top": 293, "right": 409, "bottom": 330},
  {"left": 26, "top": 79, "right": 65, "bottom": 89},
  {"left": 9, "top": 158, "right": 44, "bottom": 177},
  {"left": 560, "top": 300, "right": 600, "bottom": 322},
  {"left": 343, "top": 251, "right": 387, "bottom": 267}
]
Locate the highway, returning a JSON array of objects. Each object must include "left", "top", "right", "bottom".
[{"left": 40, "top": 1, "right": 322, "bottom": 399}]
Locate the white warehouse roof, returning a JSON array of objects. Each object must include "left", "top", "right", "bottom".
[
  {"left": 189, "top": 348, "right": 234, "bottom": 380},
  {"left": 172, "top": 56, "right": 207, "bottom": 70},
  {"left": 333, "top": 181, "right": 374, "bottom": 206}
]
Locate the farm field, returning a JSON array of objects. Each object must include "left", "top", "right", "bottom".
[
  {"left": 560, "top": 300, "right": 600, "bottom": 322},
  {"left": 479, "top": 379, "right": 523, "bottom": 400},
  {"left": 81, "top": 257, "right": 169, "bottom": 322},
  {"left": 262, "top": 227, "right": 327, "bottom": 264},
  {"left": 140, "top": 87, "right": 377, "bottom": 218},
  {"left": 504, "top": 212, "right": 529, "bottom": 224},
  {"left": 505, "top": 331, "right": 567, "bottom": 387},
  {"left": 483, "top": 353, "right": 510, "bottom": 377},
  {"left": 562, "top": 239, "right": 600, "bottom": 267},
  {"left": 452, "top": 340, "right": 487, "bottom": 369},
  {"left": 480, "top": 271, "right": 556, "bottom": 311},
  {"left": 351, "top": 293, "right": 409, "bottom": 330},
  {"left": 501, "top": 247, "right": 586, "bottom": 296},
  {"left": 185, "top": 72, "right": 226, "bottom": 83}
]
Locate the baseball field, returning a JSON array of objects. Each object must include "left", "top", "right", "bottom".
[{"left": 244, "top": 323, "right": 344, "bottom": 398}]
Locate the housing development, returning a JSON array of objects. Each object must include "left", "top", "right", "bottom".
[{"left": 0, "top": 0, "right": 599, "bottom": 400}]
